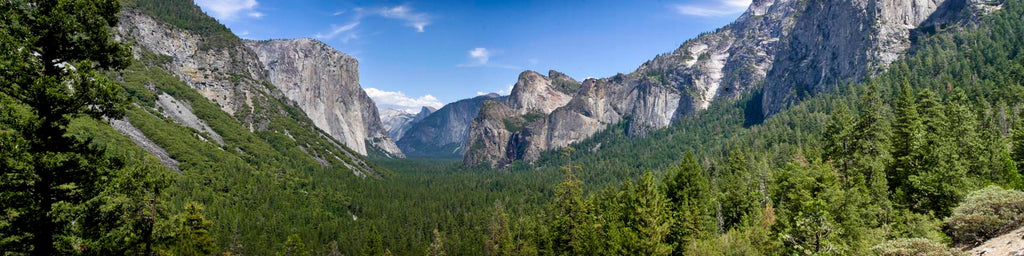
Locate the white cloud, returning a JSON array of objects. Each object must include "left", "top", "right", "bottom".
[
  {"left": 372, "top": 5, "right": 431, "bottom": 32},
  {"left": 672, "top": 0, "right": 751, "bottom": 17},
  {"left": 315, "top": 21, "right": 361, "bottom": 43},
  {"left": 458, "top": 47, "right": 520, "bottom": 69},
  {"left": 317, "top": 4, "right": 431, "bottom": 43},
  {"left": 364, "top": 88, "right": 444, "bottom": 111},
  {"left": 195, "top": 0, "right": 263, "bottom": 21},
  {"left": 469, "top": 47, "right": 490, "bottom": 65},
  {"left": 476, "top": 84, "right": 515, "bottom": 96}
]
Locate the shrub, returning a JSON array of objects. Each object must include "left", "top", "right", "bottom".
[
  {"left": 943, "top": 186, "right": 1024, "bottom": 247},
  {"left": 870, "top": 238, "right": 966, "bottom": 256}
]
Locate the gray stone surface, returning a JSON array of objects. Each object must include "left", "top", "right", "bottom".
[
  {"left": 464, "top": 0, "right": 1002, "bottom": 167},
  {"left": 245, "top": 39, "right": 404, "bottom": 157}
]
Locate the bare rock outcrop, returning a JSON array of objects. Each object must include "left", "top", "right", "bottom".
[
  {"left": 465, "top": 0, "right": 1002, "bottom": 167},
  {"left": 245, "top": 39, "right": 404, "bottom": 157}
]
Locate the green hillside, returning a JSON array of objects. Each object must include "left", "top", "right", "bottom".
[{"left": 5, "top": 0, "right": 1024, "bottom": 255}]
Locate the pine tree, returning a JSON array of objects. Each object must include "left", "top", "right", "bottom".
[
  {"left": 850, "top": 83, "right": 891, "bottom": 203},
  {"left": 912, "top": 89, "right": 965, "bottom": 216},
  {"left": 717, "top": 149, "right": 759, "bottom": 231},
  {"left": 279, "top": 234, "right": 311, "bottom": 256},
  {"left": 774, "top": 153, "right": 845, "bottom": 255},
  {"left": 0, "top": 0, "right": 134, "bottom": 254},
  {"left": 664, "top": 152, "right": 715, "bottom": 247},
  {"left": 1012, "top": 113, "right": 1024, "bottom": 175},
  {"left": 946, "top": 89, "right": 984, "bottom": 177},
  {"left": 157, "top": 202, "right": 217, "bottom": 255},
  {"left": 426, "top": 229, "right": 446, "bottom": 256},
  {"left": 889, "top": 80, "right": 924, "bottom": 205},
  {"left": 485, "top": 202, "right": 514, "bottom": 256},
  {"left": 549, "top": 147, "right": 594, "bottom": 255},
  {"left": 627, "top": 171, "right": 674, "bottom": 256},
  {"left": 824, "top": 103, "right": 855, "bottom": 171}
]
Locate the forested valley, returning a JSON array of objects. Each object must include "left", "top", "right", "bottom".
[{"left": 4, "top": 0, "right": 1024, "bottom": 255}]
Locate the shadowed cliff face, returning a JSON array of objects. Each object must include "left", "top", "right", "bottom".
[
  {"left": 399, "top": 94, "right": 504, "bottom": 158},
  {"left": 116, "top": 10, "right": 384, "bottom": 176},
  {"left": 380, "top": 107, "right": 435, "bottom": 141},
  {"left": 245, "top": 39, "right": 404, "bottom": 157},
  {"left": 463, "top": 0, "right": 1000, "bottom": 168},
  {"left": 759, "top": 0, "right": 992, "bottom": 117}
]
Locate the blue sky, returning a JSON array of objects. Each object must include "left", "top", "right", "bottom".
[{"left": 195, "top": 0, "right": 750, "bottom": 111}]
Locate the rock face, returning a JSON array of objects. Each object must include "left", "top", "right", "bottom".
[
  {"left": 464, "top": 0, "right": 1000, "bottom": 167},
  {"left": 463, "top": 70, "right": 580, "bottom": 166},
  {"left": 380, "top": 107, "right": 435, "bottom": 141},
  {"left": 156, "top": 93, "right": 225, "bottom": 145},
  {"left": 117, "top": 11, "right": 269, "bottom": 118},
  {"left": 109, "top": 118, "right": 181, "bottom": 173},
  {"left": 760, "top": 0, "right": 999, "bottom": 116},
  {"left": 399, "top": 94, "right": 503, "bottom": 158},
  {"left": 245, "top": 39, "right": 404, "bottom": 157},
  {"left": 116, "top": 8, "right": 392, "bottom": 176}
]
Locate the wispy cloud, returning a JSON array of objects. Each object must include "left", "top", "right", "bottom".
[
  {"left": 364, "top": 88, "right": 444, "bottom": 111},
  {"left": 476, "top": 84, "right": 515, "bottom": 96},
  {"left": 317, "top": 4, "right": 431, "bottom": 44},
  {"left": 370, "top": 5, "right": 431, "bottom": 32},
  {"left": 672, "top": 0, "right": 751, "bottom": 17},
  {"left": 315, "top": 21, "right": 361, "bottom": 42},
  {"left": 195, "top": 0, "right": 264, "bottom": 21},
  {"left": 457, "top": 47, "right": 520, "bottom": 69},
  {"left": 469, "top": 47, "right": 490, "bottom": 65}
]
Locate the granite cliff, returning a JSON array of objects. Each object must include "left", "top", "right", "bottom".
[
  {"left": 465, "top": 0, "right": 1002, "bottom": 167},
  {"left": 380, "top": 107, "right": 436, "bottom": 141},
  {"left": 399, "top": 94, "right": 503, "bottom": 158},
  {"left": 246, "top": 39, "right": 404, "bottom": 157}
]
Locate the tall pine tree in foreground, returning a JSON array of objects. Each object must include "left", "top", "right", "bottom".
[{"left": 0, "top": 0, "right": 167, "bottom": 254}]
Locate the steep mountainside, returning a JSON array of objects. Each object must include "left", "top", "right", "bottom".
[
  {"left": 760, "top": 0, "right": 1004, "bottom": 116},
  {"left": 465, "top": 0, "right": 1001, "bottom": 167},
  {"left": 380, "top": 107, "right": 435, "bottom": 141},
  {"left": 399, "top": 94, "right": 504, "bottom": 158},
  {"left": 246, "top": 39, "right": 404, "bottom": 157},
  {"left": 463, "top": 70, "right": 580, "bottom": 166},
  {"left": 116, "top": 6, "right": 379, "bottom": 174}
]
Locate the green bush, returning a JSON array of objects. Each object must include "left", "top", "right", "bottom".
[
  {"left": 943, "top": 186, "right": 1024, "bottom": 247},
  {"left": 870, "top": 238, "right": 966, "bottom": 256}
]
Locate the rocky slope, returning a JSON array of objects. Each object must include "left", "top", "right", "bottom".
[
  {"left": 380, "top": 107, "right": 435, "bottom": 141},
  {"left": 245, "top": 39, "right": 404, "bottom": 157},
  {"left": 760, "top": 0, "right": 1003, "bottom": 116},
  {"left": 967, "top": 226, "right": 1024, "bottom": 256},
  {"left": 463, "top": 70, "right": 580, "bottom": 166},
  {"left": 465, "top": 0, "right": 1002, "bottom": 167},
  {"left": 399, "top": 94, "right": 504, "bottom": 158},
  {"left": 115, "top": 8, "right": 383, "bottom": 176}
]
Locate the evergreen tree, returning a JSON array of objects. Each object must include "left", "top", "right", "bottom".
[
  {"left": 717, "top": 150, "right": 759, "bottom": 231},
  {"left": 889, "top": 80, "right": 924, "bottom": 205},
  {"left": 773, "top": 153, "right": 845, "bottom": 255},
  {"left": 663, "top": 152, "right": 715, "bottom": 247},
  {"left": 279, "top": 234, "right": 311, "bottom": 256},
  {"left": 157, "top": 202, "right": 217, "bottom": 255},
  {"left": 849, "top": 83, "right": 892, "bottom": 206},
  {"left": 1012, "top": 114, "right": 1024, "bottom": 176},
  {"left": 426, "top": 229, "right": 446, "bottom": 256},
  {"left": 912, "top": 89, "right": 965, "bottom": 216},
  {"left": 0, "top": 0, "right": 137, "bottom": 254},
  {"left": 485, "top": 202, "right": 514, "bottom": 256},
  {"left": 363, "top": 226, "right": 388, "bottom": 256},
  {"left": 946, "top": 89, "right": 984, "bottom": 177},
  {"left": 548, "top": 147, "right": 595, "bottom": 255},
  {"left": 824, "top": 103, "right": 855, "bottom": 170},
  {"left": 625, "top": 172, "right": 674, "bottom": 256}
]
